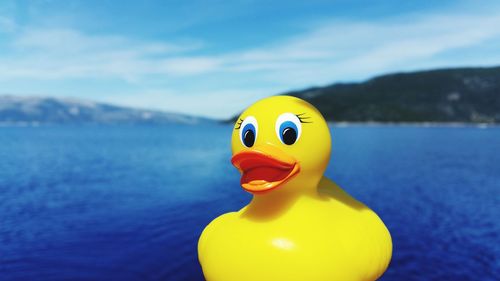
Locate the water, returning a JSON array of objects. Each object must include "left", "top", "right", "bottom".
[{"left": 0, "top": 124, "right": 499, "bottom": 281}]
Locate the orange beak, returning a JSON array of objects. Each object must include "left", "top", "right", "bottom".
[{"left": 231, "top": 147, "right": 300, "bottom": 194}]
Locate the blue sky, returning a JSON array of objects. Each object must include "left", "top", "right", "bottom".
[{"left": 1, "top": 0, "right": 500, "bottom": 119}]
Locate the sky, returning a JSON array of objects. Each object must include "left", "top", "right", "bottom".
[{"left": 1, "top": 0, "right": 500, "bottom": 119}]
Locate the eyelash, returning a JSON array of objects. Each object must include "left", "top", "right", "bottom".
[
  {"left": 296, "top": 113, "right": 312, "bottom": 123},
  {"left": 235, "top": 118, "right": 243, "bottom": 130}
]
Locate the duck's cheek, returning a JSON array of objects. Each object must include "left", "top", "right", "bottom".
[
  {"left": 294, "top": 160, "right": 326, "bottom": 184},
  {"left": 231, "top": 139, "right": 246, "bottom": 154}
]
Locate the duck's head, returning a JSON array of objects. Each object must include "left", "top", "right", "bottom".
[{"left": 231, "top": 96, "right": 331, "bottom": 195}]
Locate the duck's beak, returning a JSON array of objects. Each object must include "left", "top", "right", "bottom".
[{"left": 231, "top": 145, "right": 300, "bottom": 193}]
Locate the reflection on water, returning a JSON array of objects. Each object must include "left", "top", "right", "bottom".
[{"left": 0, "top": 125, "right": 499, "bottom": 281}]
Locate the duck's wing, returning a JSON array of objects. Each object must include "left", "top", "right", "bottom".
[
  {"left": 318, "top": 176, "right": 393, "bottom": 280},
  {"left": 317, "top": 176, "right": 367, "bottom": 210}
]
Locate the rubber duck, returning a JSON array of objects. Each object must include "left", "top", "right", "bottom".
[{"left": 198, "top": 96, "right": 392, "bottom": 281}]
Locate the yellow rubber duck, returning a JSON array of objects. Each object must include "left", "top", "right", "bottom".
[{"left": 198, "top": 96, "right": 392, "bottom": 281}]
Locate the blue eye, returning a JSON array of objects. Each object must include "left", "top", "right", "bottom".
[
  {"left": 239, "top": 116, "right": 258, "bottom": 147},
  {"left": 242, "top": 123, "right": 256, "bottom": 147},
  {"left": 279, "top": 121, "right": 298, "bottom": 145},
  {"left": 276, "top": 113, "right": 302, "bottom": 145}
]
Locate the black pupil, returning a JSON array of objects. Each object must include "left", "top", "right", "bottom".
[
  {"left": 243, "top": 129, "right": 255, "bottom": 147},
  {"left": 282, "top": 127, "right": 297, "bottom": 145}
]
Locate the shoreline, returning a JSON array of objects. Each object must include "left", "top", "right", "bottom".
[
  {"left": 0, "top": 121, "right": 498, "bottom": 128},
  {"left": 330, "top": 121, "right": 498, "bottom": 128}
]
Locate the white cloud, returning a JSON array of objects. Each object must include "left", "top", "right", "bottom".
[
  {"left": 157, "top": 57, "right": 221, "bottom": 75},
  {"left": 0, "top": 27, "right": 207, "bottom": 80},
  {"left": 0, "top": 16, "right": 16, "bottom": 32},
  {"left": 219, "top": 12, "right": 500, "bottom": 85},
  {"left": 4, "top": 10, "right": 500, "bottom": 84},
  {"left": 12, "top": 28, "right": 196, "bottom": 55},
  {"left": 2, "top": 7, "right": 500, "bottom": 118},
  {"left": 97, "top": 88, "right": 277, "bottom": 119}
]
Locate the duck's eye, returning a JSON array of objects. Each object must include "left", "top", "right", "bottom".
[
  {"left": 275, "top": 113, "right": 302, "bottom": 145},
  {"left": 239, "top": 116, "right": 258, "bottom": 147}
]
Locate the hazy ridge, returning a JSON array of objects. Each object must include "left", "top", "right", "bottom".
[{"left": 0, "top": 96, "right": 209, "bottom": 125}]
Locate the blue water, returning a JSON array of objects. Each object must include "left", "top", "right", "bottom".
[{"left": 0, "top": 124, "right": 499, "bottom": 281}]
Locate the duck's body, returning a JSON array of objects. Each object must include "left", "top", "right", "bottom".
[
  {"left": 198, "top": 96, "right": 392, "bottom": 281},
  {"left": 199, "top": 177, "right": 391, "bottom": 281}
]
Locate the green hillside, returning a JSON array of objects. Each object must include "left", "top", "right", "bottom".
[{"left": 282, "top": 66, "right": 500, "bottom": 123}]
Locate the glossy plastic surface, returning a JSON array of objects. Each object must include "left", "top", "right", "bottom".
[{"left": 198, "top": 96, "right": 392, "bottom": 281}]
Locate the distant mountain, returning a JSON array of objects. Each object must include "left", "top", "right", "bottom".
[
  {"left": 285, "top": 66, "right": 500, "bottom": 123},
  {"left": 0, "top": 96, "right": 210, "bottom": 125}
]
